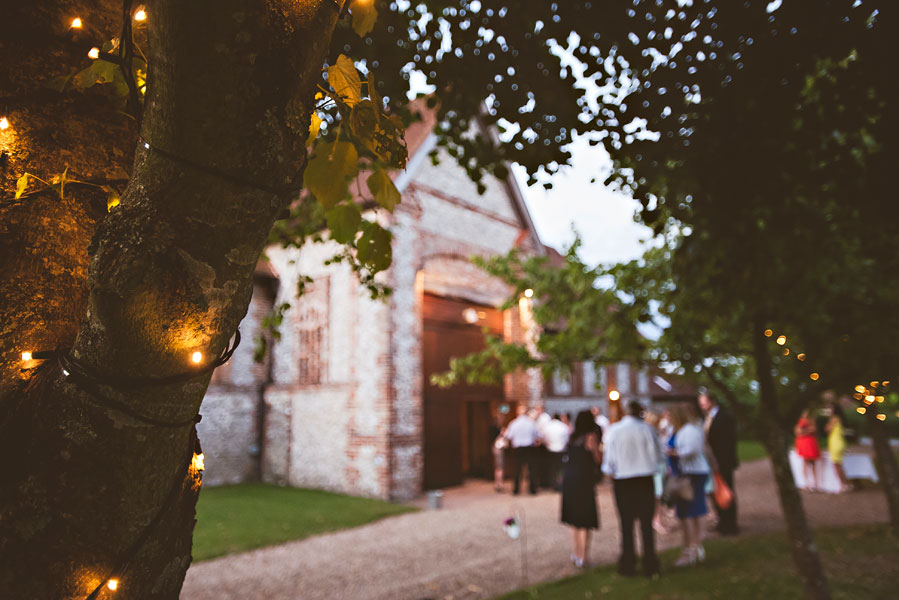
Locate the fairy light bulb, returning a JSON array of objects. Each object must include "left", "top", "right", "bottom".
[
  {"left": 809, "top": 372, "right": 820, "bottom": 381},
  {"left": 609, "top": 390, "right": 620, "bottom": 401},
  {"left": 21, "top": 351, "right": 32, "bottom": 361},
  {"left": 796, "top": 353, "right": 806, "bottom": 361},
  {"left": 857, "top": 407, "right": 866, "bottom": 415},
  {"left": 776, "top": 335, "right": 786, "bottom": 346},
  {"left": 877, "top": 414, "right": 886, "bottom": 422},
  {"left": 107, "top": 579, "right": 118, "bottom": 591},
  {"left": 88, "top": 47, "right": 100, "bottom": 59},
  {"left": 134, "top": 8, "right": 147, "bottom": 21},
  {"left": 71, "top": 17, "right": 82, "bottom": 28},
  {"left": 855, "top": 385, "right": 866, "bottom": 393},
  {"left": 764, "top": 329, "right": 773, "bottom": 337},
  {"left": 523, "top": 288, "right": 534, "bottom": 298},
  {"left": 191, "top": 351, "right": 203, "bottom": 364},
  {"left": 0, "top": 117, "right": 9, "bottom": 130}
]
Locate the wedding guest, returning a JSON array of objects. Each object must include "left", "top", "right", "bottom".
[
  {"left": 592, "top": 406, "right": 610, "bottom": 437},
  {"left": 667, "top": 402, "right": 711, "bottom": 566},
  {"left": 602, "top": 401, "right": 661, "bottom": 578},
  {"left": 535, "top": 405, "right": 553, "bottom": 487},
  {"left": 698, "top": 392, "right": 740, "bottom": 535},
  {"left": 544, "top": 413, "right": 571, "bottom": 490},
  {"left": 794, "top": 409, "right": 821, "bottom": 491},
  {"left": 644, "top": 410, "right": 670, "bottom": 535},
  {"left": 504, "top": 405, "right": 540, "bottom": 495},
  {"left": 490, "top": 414, "right": 508, "bottom": 493},
  {"left": 825, "top": 400, "right": 850, "bottom": 492},
  {"left": 561, "top": 411, "right": 602, "bottom": 568}
]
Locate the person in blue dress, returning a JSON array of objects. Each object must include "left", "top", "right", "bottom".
[{"left": 666, "top": 402, "right": 711, "bottom": 566}]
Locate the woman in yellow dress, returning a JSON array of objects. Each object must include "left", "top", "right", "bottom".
[{"left": 826, "top": 400, "right": 850, "bottom": 492}]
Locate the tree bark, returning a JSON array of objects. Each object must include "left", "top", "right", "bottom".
[
  {"left": 866, "top": 407, "right": 899, "bottom": 535},
  {"left": 1, "top": 1, "right": 343, "bottom": 598},
  {"left": 752, "top": 322, "right": 832, "bottom": 600}
]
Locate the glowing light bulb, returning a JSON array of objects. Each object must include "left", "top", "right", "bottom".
[
  {"left": 88, "top": 47, "right": 100, "bottom": 59},
  {"left": 21, "top": 351, "right": 33, "bottom": 361},
  {"left": 865, "top": 395, "right": 875, "bottom": 404},
  {"left": 609, "top": 390, "right": 620, "bottom": 401},
  {"left": 0, "top": 117, "right": 8, "bottom": 130},
  {"left": 877, "top": 414, "right": 886, "bottom": 422},
  {"left": 876, "top": 396, "right": 884, "bottom": 403},
  {"left": 524, "top": 288, "right": 534, "bottom": 298},
  {"left": 870, "top": 381, "right": 879, "bottom": 388},
  {"left": 192, "top": 453, "right": 205, "bottom": 471},
  {"left": 191, "top": 351, "right": 203, "bottom": 364},
  {"left": 796, "top": 353, "right": 806, "bottom": 361},
  {"left": 857, "top": 407, "right": 866, "bottom": 415},
  {"left": 776, "top": 335, "right": 786, "bottom": 346},
  {"left": 71, "top": 17, "right": 83, "bottom": 28},
  {"left": 764, "top": 329, "right": 773, "bottom": 337},
  {"left": 782, "top": 348, "right": 790, "bottom": 356},
  {"left": 107, "top": 579, "right": 118, "bottom": 591},
  {"left": 855, "top": 384, "right": 866, "bottom": 393},
  {"left": 809, "top": 372, "right": 819, "bottom": 381},
  {"left": 134, "top": 8, "right": 147, "bottom": 21}
]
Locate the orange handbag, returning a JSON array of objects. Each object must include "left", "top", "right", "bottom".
[{"left": 713, "top": 471, "right": 734, "bottom": 509}]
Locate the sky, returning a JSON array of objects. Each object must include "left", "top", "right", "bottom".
[{"left": 512, "top": 137, "right": 654, "bottom": 268}]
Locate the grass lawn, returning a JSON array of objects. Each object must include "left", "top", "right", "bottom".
[
  {"left": 498, "top": 525, "right": 898, "bottom": 600},
  {"left": 737, "top": 440, "right": 767, "bottom": 462},
  {"left": 192, "top": 483, "right": 416, "bottom": 561}
]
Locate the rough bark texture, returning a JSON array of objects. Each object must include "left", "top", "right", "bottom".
[
  {"left": 752, "top": 323, "right": 832, "bottom": 600},
  {"left": 866, "top": 409, "right": 899, "bottom": 535},
  {"left": 1, "top": 1, "right": 343, "bottom": 598}
]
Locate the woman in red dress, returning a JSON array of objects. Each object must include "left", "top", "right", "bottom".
[{"left": 794, "top": 410, "right": 821, "bottom": 491}]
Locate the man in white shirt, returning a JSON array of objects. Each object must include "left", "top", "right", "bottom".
[
  {"left": 542, "top": 413, "right": 571, "bottom": 490},
  {"left": 602, "top": 401, "right": 662, "bottom": 578},
  {"left": 592, "top": 406, "right": 610, "bottom": 436},
  {"left": 504, "top": 404, "right": 540, "bottom": 495}
]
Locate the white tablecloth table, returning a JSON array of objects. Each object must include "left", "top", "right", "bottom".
[{"left": 789, "top": 449, "right": 879, "bottom": 493}]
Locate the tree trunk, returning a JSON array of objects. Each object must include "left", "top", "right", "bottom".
[
  {"left": 0, "top": 1, "right": 342, "bottom": 598},
  {"left": 866, "top": 407, "right": 899, "bottom": 535},
  {"left": 752, "top": 323, "right": 832, "bottom": 600}
]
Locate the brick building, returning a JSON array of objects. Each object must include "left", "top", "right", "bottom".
[{"left": 198, "top": 109, "right": 544, "bottom": 500}]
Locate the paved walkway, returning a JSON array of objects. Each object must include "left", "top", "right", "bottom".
[{"left": 181, "top": 459, "right": 887, "bottom": 600}]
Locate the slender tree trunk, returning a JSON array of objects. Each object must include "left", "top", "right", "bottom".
[
  {"left": 752, "top": 322, "right": 832, "bottom": 600},
  {"left": 0, "top": 1, "right": 343, "bottom": 598},
  {"left": 866, "top": 407, "right": 899, "bottom": 535}
]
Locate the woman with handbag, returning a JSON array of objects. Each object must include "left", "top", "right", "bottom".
[{"left": 666, "top": 403, "right": 711, "bottom": 566}]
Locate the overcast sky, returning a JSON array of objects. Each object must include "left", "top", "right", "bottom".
[{"left": 513, "top": 137, "right": 653, "bottom": 268}]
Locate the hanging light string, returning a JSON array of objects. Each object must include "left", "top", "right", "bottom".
[
  {"left": 137, "top": 136, "right": 298, "bottom": 197},
  {"left": 84, "top": 427, "right": 202, "bottom": 600}
]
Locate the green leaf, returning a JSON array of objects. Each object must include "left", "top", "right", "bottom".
[
  {"left": 327, "top": 54, "right": 363, "bottom": 106},
  {"left": 15, "top": 173, "right": 29, "bottom": 199},
  {"left": 304, "top": 141, "right": 359, "bottom": 209},
  {"left": 367, "top": 168, "right": 400, "bottom": 212},
  {"left": 350, "top": 0, "right": 379, "bottom": 37},
  {"left": 357, "top": 221, "right": 392, "bottom": 272},
  {"left": 325, "top": 203, "right": 362, "bottom": 244},
  {"left": 307, "top": 113, "right": 322, "bottom": 147}
]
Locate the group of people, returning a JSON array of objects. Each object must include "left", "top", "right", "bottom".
[
  {"left": 794, "top": 398, "right": 851, "bottom": 492},
  {"left": 496, "top": 392, "right": 739, "bottom": 577},
  {"left": 493, "top": 405, "right": 574, "bottom": 496}
]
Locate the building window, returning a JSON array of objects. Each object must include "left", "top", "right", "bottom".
[
  {"left": 296, "top": 276, "right": 329, "bottom": 385},
  {"left": 552, "top": 368, "right": 573, "bottom": 396}
]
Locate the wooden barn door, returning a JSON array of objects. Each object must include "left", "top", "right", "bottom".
[{"left": 422, "top": 294, "right": 503, "bottom": 489}]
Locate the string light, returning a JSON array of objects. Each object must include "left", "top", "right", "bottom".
[
  {"left": 764, "top": 329, "right": 773, "bottom": 337},
  {"left": 809, "top": 372, "right": 819, "bottom": 381},
  {"left": 0, "top": 117, "right": 9, "bottom": 130},
  {"left": 864, "top": 395, "right": 875, "bottom": 404},
  {"left": 88, "top": 47, "right": 100, "bottom": 59},
  {"left": 107, "top": 579, "right": 118, "bottom": 591},
  {"left": 855, "top": 384, "right": 866, "bottom": 393},
  {"left": 796, "top": 353, "right": 806, "bottom": 361},
  {"left": 870, "top": 381, "right": 879, "bottom": 388},
  {"left": 876, "top": 396, "right": 884, "bottom": 403},
  {"left": 191, "top": 351, "right": 203, "bottom": 364},
  {"left": 776, "top": 335, "right": 786, "bottom": 345},
  {"left": 853, "top": 392, "right": 864, "bottom": 400},
  {"left": 71, "top": 17, "right": 83, "bottom": 28},
  {"left": 857, "top": 407, "right": 866, "bottom": 415},
  {"left": 191, "top": 453, "right": 205, "bottom": 472},
  {"left": 877, "top": 414, "right": 886, "bottom": 422},
  {"left": 782, "top": 348, "right": 790, "bottom": 356},
  {"left": 523, "top": 288, "right": 534, "bottom": 298},
  {"left": 609, "top": 390, "right": 620, "bottom": 401},
  {"left": 884, "top": 381, "right": 891, "bottom": 387},
  {"left": 134, "top": 8, "right": 147, "bottom": 21}
]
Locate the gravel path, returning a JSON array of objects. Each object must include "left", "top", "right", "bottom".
[{"left": 181, "top": 458, "right": 888, "bottom": 600}]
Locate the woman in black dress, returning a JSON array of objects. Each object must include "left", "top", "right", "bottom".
[{"left": 561, "top": 410, "right": 603, "bottom": 568}]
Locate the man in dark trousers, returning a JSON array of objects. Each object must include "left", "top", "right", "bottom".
[
  {"left": 699, "top": 392, "right": 739, "bottom": 535},
  {"left": 602, "top": 401, "right": 662, "bottom": 578}
]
